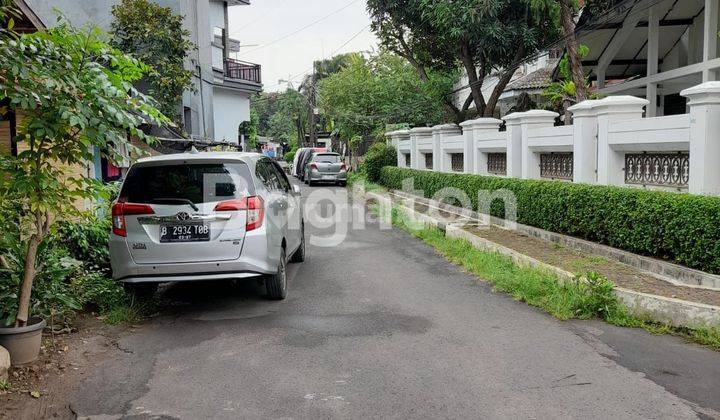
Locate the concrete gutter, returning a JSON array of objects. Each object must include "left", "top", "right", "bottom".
[{"left": 369, "top": 191, "right": 720, "bottom": 329}]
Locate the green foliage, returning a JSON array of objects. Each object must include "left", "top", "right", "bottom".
[
  {"left": 284, "top": 148, "right": 297, "bottom": 164},
  {"left": 110, "top": 0, "right": 195, "bottom": 123},
  {"left": 318, "top": 52, "right": 454, "bottom": 143},
  {"left": 263, "top": 89, "right": 308, "bottom": 146},
  {"left": 368, "top": 0, "right": 561, "bottom": 117},
  {"left": 55, "top": 215, "right": 112, "bottom": 274},
  {"left": 0, "top": 231, "right": 81, "bottom": 327},
  {"left": 379, "top": 167, "right": 720, "bottom": 274},
  {"left": 544, "top": 45, "right": 594, "bottom": 108},
  {"left": 0, "top": 18, "right": 167, "bottom": 325},
  {"left": 240, "top": 108, "right": 259, "bottom": 150},
  {"left": 360, "top": 142, "right": 397, "bottom": 182},
  {"left": 70, "top": 271, "right": 128, "bottom": 314}
]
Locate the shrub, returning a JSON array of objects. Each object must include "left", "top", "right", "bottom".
[
  {"left": 55, "top": 214, "right": 112, "bottom": 274},
  {"left": 360, "top": 142, "right": 397, "bottom": 182},
  {"left": 379, "top": 166, "right": 720, "bottom": 274},
  {"left": 285, "top": 149, "right": 297, "bottom": 164}
]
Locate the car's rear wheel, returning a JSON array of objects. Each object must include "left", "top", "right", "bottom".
[
  {"left": 290, "top": 224, "right": 305, "bottom": 263},
  {"left": 123, "top": 283, "right": 158, "bottom": 300},
  {"left": 266, "top": 249, "right": 287, "bottom": 300},
  {"left": 338, "top": 181, "right": 347, "bottom": 187}
]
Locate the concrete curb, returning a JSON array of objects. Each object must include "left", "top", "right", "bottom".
[
  {"left": 374, "top": 191, "right": 720, "bottom": 329},
  {"left": 387, "top": 189, "right": 720, "bottom": 290}
]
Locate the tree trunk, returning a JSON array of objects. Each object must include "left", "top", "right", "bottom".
[
  {"left": 484, "top": 47, "right": 525, "bottom": 117},
  {"left": 15, "top": 220, "right": 42, "bottom": 327},
  {"left": 459, "top": 40, "right": 486, "bottom": 115},
  {"left": 559, "top": 0, "right": 587, "bottom": 102}
]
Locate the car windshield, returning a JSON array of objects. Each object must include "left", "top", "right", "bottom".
[
  {"left": 312, "top": 154, "right": 341, "bottom": 163},
  {"left": 119, "top": 162, "right": 254, "bottom": 205}
]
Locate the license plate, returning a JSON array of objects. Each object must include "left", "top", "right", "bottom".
[
  {"left": 322, "top": 175, "right": 335, "bottom": 180},
  {"left": 160, "top": 223, "right": 210, "bottom": 243}
]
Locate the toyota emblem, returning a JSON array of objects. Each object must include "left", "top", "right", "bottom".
[{"left": 176, "top": 212, "right": 191, "bottom": 221}]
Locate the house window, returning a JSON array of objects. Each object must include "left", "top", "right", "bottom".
[
  {"left": 424, "top": 153, "right": 433, "bottom": 169},
  {"left": 450, "top": 153, "right": 463, "bottom": 172},
  {"left": 404, "top": 153, "right": 411, "bottom": 167}
]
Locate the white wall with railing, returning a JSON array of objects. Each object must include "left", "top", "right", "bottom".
[{"left": 387, "top": 81, "right": 720, "bottom": 195}]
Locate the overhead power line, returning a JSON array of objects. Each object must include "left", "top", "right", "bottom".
[{"left": 238, "top": 0, "right": 363, "bottom": 57}]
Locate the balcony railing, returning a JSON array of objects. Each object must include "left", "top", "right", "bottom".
[{"left": 224, "top": 58, "right": 262, "bottom": 84}]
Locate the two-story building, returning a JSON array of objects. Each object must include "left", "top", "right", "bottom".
[{"left": 25, "top": 0, "right": 263, "bottom": 145}]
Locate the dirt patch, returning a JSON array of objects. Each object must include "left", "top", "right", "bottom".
[
  {"left": 0, "top": 315, "right": 128, "bottom": 420},
  {"left": 465, "top": 225, "right": 720, "bottom": 307}
]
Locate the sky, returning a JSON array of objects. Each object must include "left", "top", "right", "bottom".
[{"left": 227, "top": 0, "right": 378, "bottom": 92}]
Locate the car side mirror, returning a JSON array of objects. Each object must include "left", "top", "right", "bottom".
[{"left": 292, "top": 184, "right": 301, "bottom": 195}]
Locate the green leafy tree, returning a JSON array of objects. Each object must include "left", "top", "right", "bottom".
[
  {"left": 110, "top": 0, "right": 194, "bottom": 124},
  {"left": 239, "top": 108, "right": 259, "bottom": 151},
  {"left": 318, "top": 52, "right": 453, "bottom": 152},
  {"left": 266, "top": 89, "right": 309, "bottom": 147},
  {"left": 368, "top": 0, "right": 561, "bottom": 117},
  {"left": 0, "top": 20, "right": 167, "bottom": 326}
]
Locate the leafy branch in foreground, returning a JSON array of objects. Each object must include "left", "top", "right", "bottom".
[{"left": 0, "top": 19, "right": 168, "bottom": 327}]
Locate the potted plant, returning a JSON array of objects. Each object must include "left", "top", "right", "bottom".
[{"left": 0, "top": 7, "right": 166, "bottom": 364}]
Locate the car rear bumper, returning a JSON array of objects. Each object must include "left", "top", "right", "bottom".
[
  {"left": 307, "top": 171, "right": 348, "bottom": 182},
  {"left": 119, "top": 271, "right": 263, "bottom": 283},
  {"left": 109, "top": 228, "right": 281, "bottom": 283}
]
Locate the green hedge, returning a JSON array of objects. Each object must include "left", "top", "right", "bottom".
[
  {"left": 379, "top": 166, "right": 720, "bottom": 274},
  {"left": 361, "top": 142, "right": 397, "bottom": 182}
]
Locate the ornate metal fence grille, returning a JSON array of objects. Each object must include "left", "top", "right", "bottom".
[
  {"left": 404, "top": 153, "right": 411, "bottom": 167},
  {"left": 487, "top": 153, "right": 507, "bottom": 175},
  {"left": 450, "top": 153, "right": 464, "bottom": 172},
  {"left": 424, "top": 153, "right": 433, "bottom": 169},
  {"left": 540, "top": 152, "right": 573, "bottom": 180},
  {"left": 625, "top": 152, "right": 689, "bottom": 187}
]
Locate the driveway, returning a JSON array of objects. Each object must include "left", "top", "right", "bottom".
[{"left": 70, "top": 180, "right": 720, "bottom": 419}]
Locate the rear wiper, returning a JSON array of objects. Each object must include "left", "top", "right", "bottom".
[{"left": 152, "top": 198, "right": 199, "bottom": 211}]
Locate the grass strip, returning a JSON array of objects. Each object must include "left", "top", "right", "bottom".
[{"left": 386, "top": 203, "right": 720, "bottom": 351}]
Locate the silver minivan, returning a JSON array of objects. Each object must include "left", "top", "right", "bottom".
[{"left": 109, "top": 152, "right": 304, "bottom": 300}]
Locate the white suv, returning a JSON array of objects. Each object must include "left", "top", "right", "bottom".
[{"left": 109, "top": 152, "right": 304, "bottom": 300}]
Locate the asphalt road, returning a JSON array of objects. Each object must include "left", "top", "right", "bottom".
[{"left": 71, "top": 180, "right": 720, "bottom": 419}]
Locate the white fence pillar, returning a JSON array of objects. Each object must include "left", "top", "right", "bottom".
[
  {"left": 460, "top": 118, "right": 504, "bottom": 175},
  {"left": 504, "top": 112, "right": 525, "bottom": 178},
  {"left": 568, "top": 100, "right": 600, "bottom": 184},
  {"left": 592, "top": 96, "right": 649, "bottom": 185},
  {"left": 397, "top": 129, "right": 411, "bottom": 167},
  {"left": 506, "top": 110, "right": 558, "bottom": 179},
  {"left": 681, "top": 82, "right": 720, "bottom": 195},
  {"left": 432, "top": 124, "right": 462, "bottom": 172},
  {"left": 410, "top": 127, "right": 434, "bottom": 170}
]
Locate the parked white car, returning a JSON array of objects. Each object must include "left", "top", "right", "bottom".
[{"left": 109, "top": 152, "right": 305, "bottom": 300}]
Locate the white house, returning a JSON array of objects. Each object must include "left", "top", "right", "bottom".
[
  {"left": 577, "top": 0, "right": 719, "bottom": 117},
  {"left": 25, "top": 0, "right": 262, "bottom": 145}
]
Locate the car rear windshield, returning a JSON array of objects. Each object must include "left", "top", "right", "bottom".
[
  {"left": 312, "top": 154, "right": 341, "bottom": 163},
  {"left": 119, "top": 162, "right": 254, "bottom": 205}
]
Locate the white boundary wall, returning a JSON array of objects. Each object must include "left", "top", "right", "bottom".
[{"left": 386, "top": 82, "right": 720, "bottom": 195}]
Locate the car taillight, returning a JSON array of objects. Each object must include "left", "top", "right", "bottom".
[
  {"left": 214, "top": 196, "right": 265, "bottom": 231},
  {"left": 111, "top": 203, "right": 154, "bottom": 237},
  {"left": 340, "top": 163, "right": 347, "bottom": 172},
  {"left": 310, "top": 163, "right": 318, "bottom": 171}
]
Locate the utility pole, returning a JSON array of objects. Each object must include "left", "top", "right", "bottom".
[{"left": 308, "top": 60, "right": 318, "bottom": 147}]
